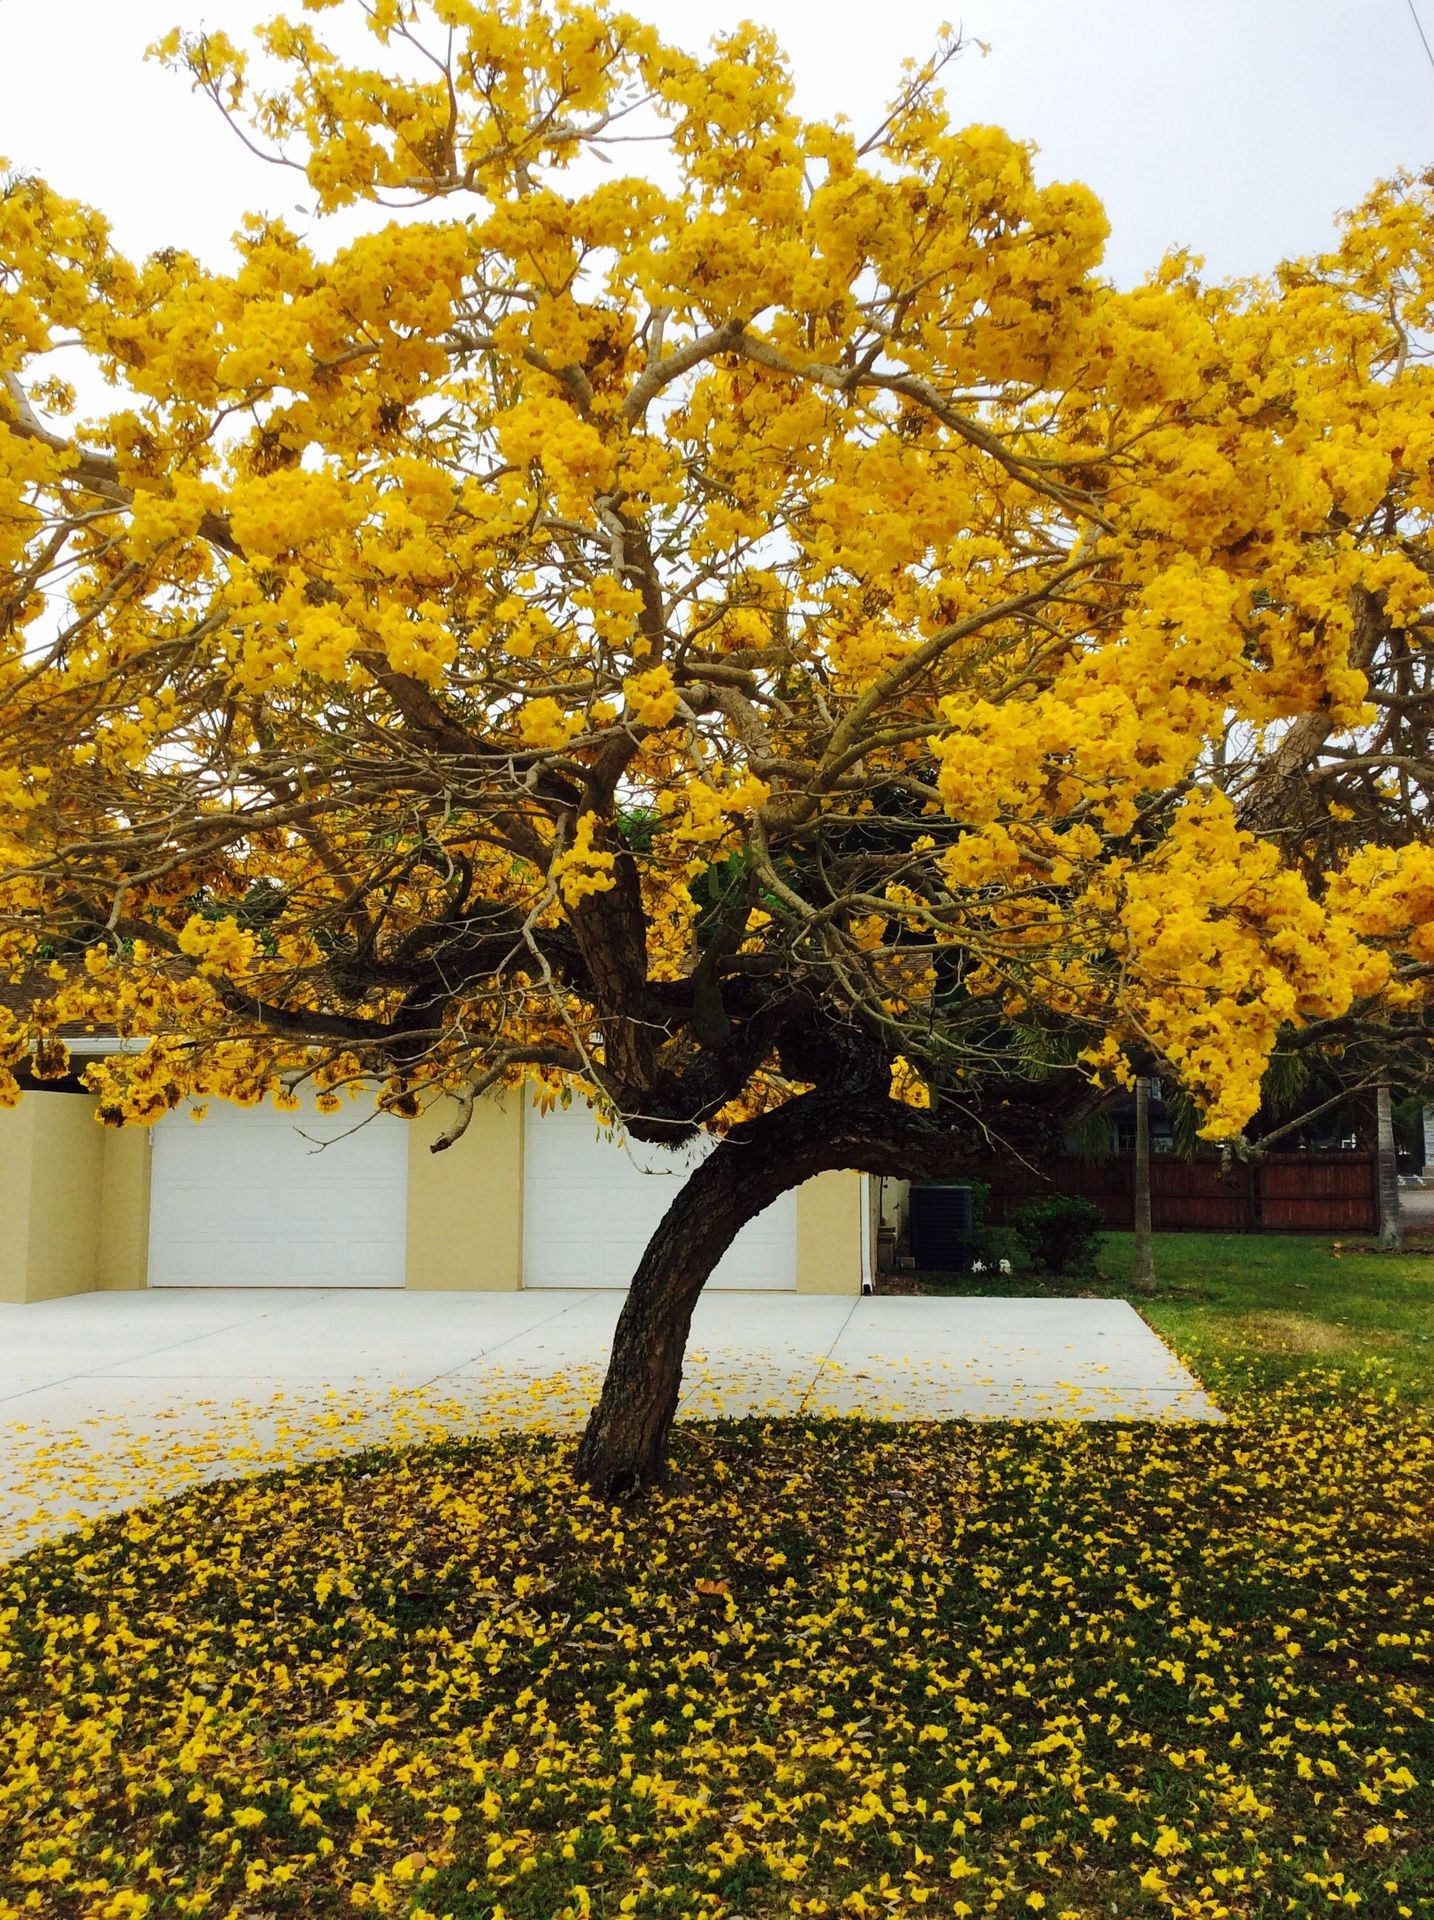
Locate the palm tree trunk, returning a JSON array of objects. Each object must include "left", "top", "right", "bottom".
[
  {"left": 1376, "top": 1082, "right": 1403, "bottom": 1252},
  {"left": 1131, "top": 1076, "right": 1157, "bottom": 1295}
]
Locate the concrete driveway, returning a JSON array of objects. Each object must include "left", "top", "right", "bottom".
[{"left": 0, "top": 1288, "right": 1215, "bottom": 1559}]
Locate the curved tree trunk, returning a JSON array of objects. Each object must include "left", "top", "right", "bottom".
[
  {"left": 572, "top": 1079, "right": 1101, "bottom": 1497},
  {"left": 573, "top": 1134, "right": 802, "bottom": 1496}
]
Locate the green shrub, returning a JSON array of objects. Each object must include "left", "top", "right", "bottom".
[{"left": 1011, "top": 1194, "right": 1106, "bottom": 1277}]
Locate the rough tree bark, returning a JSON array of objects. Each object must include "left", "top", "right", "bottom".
[
  {"left": 573, "top": 1083, "right": 1084, "bottom": 1497},
  {"left": 571, "top": 1131, "right": 807, "bottom": 1496},
  {"left": 1131, "top": 1076, "right": 1158, "bottom": 1296}
]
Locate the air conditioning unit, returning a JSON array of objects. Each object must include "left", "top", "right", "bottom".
[{"left": 908, "top": 1182, "right": 976, "bottom": 1272}]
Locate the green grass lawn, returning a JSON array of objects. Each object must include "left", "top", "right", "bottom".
[{"left": 1113, "top": 1232, "right": 1434, "bottom": 1403}]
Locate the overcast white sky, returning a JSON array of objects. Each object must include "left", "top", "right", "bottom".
[{"left": 0, "top": 0, "right": 1429, "bottom": 286}]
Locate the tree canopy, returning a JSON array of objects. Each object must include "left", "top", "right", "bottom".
[{"left": 2, "top": 1, "right": 1431, "bottom": 1484}]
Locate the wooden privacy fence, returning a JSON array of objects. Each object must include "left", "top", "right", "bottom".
[{"left": 978, "top": 1152, "right": 1379, "bottom": 1235}]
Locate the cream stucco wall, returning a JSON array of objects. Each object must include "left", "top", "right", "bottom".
[
  {"left": 25, "top": 1094, "right": 104, "bottom": 1302},
  {"left": 98, "top": 1127, "right": 151, "bottom": 1290},
  {"left": 795, "top": 1169, "right": 865, "bottom": 1295},
  {"left": 0, "top": 1100, "right": 38, "bottom": 1303},
  {"left": 1, "top": 1097, "right": 154, "bottom": 1301},
  {"left": 0, "top": 1093, "right": 113, "bottom": 1303},
  {"left": 405, "top": 1093, "right": 524, "bottom": 1289}
]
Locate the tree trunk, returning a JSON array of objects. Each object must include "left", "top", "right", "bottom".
[
  {"left": 573, "top": 1129, "right": 812, "bottom": 1498},
  {"left": 571, "top": 1080, "right": 1102, "bottom": 1498},
  {"left": 1376, "top": 1082, "right": 1403, "bottom": 1252},
  {"left": 1131, "top": 1076, "right": 1157, "bottom": 1295}
]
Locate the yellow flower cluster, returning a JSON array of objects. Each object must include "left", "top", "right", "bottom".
[
  {"left": 1326, "top": 841, "right": 1434, "bottom": 964},
  {"left": 519, "top": 696, "right": 582, "bottom": 751},
  {"left": 2, "top": 0, "right": 1432, "bottom": 1153},
  {"left": 888, "top": 1055, "right": 932, "bottom": 1109},
  {"left": 497, "top": 395, "right": 616, "bottom": 510},
  {"left": 550, "top": 811, "right": 617, "bottom": 907},
  {"left": 175, "top": 913, "right": 262, "bottom": 984},
  {"left": 1108, "top": 795, "right": 1376, "bottom": 1137},
  {"left": 623, "top": 664, "right": 680, "bottom": 729}
]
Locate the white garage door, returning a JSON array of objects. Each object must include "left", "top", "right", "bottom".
[
  {"left": 523, "top": 1100, "right": 796, "bottom": 1290},
  {"left": 148, "top": 1095, "right": 408, "bottom": 1287}
]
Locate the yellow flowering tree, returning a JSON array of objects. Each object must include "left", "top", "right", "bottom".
[{"left": 1, "top": 0, "right": 1430, "bottom": 1491}]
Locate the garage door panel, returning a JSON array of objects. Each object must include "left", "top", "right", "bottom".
[
  {"left": 523, "top": 1102, "right": 796, "bottom": 1290},
  {"left": 148, "top": 1097, "right": 408, "bottom": 1288}
]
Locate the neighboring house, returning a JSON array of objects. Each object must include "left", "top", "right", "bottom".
[{"left": 0, "top": 1072, "right": 871, "bottom": 1303}]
